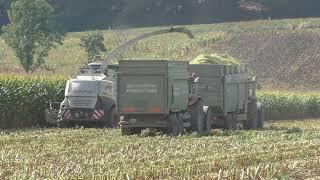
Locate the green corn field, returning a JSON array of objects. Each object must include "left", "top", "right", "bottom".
[
  {"left": 0, "top": 76, "right": 65, "bottom": 128},
  {"left": 1, "top": 77, "right": 320, "bottom": 128},
  {"left": 257, "top": 91, "right": 320, "bottom": 120}
]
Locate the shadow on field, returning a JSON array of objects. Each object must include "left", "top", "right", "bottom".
[
  {"left": 262, "top": 126, "right": 303, "bottom": 134},
  {"left": 0, "top": 124, "right": 116, "bottom": 135},
  {"left": 137, "top": 126, "right": 304, "bottom": 138},
  {"left": 0, "top": 127, "right": 53, "bottom": 135}
]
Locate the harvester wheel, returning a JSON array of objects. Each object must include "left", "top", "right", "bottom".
[
  {"left": 246, "top": 100, "right": 258, "bottom": 130},
  {"left": 257, "top": 102, "right": 264, "bottom": 129},
  {"left": 190, "top": 100, "right": 205, "bottom": 133}
]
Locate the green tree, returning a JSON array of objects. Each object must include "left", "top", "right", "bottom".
[
  {"left": 80, "top": 31, "right": 106, "bottom": 63},
  {"left": 1, "top": 0, "right": 63, "bottom": 73}
]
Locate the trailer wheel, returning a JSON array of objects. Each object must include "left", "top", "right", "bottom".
[
  {"left": 58, "top": 121, "right": 71, "bottom": 128},
  {"left": 257, "top": 102, "right": 264, "bottom": 129},
  {"left": 246, "top": 100, "right": 258, "bottom": 130},
  {"left": 121, "top": 128, "right": 133, "bottom": 136},
  {"left": 176, "top": 113, "right": 184, "bottom": 135},
  {"left": 225, "top": 113, "right": 236, "bottom": 130},
  {"left": 169, "top": 114, "right": 178, "bottom": 136},
  {"left": 109, "top": 107, "right": 118, "bottom": 128},
  {"left": 190, "top": 100, "right": 205, "bottom": 133},
  {"left": 204, "top": 108, "right": 212, "bottom": 133}
]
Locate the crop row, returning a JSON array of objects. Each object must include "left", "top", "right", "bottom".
[
  {"left": 257, "top": 91, "right": 320, "bottom": 120},
  {"left": 0, "top": 76, "right": 65, "bottom": 128},
  {"left": 1, "top": 77, "right": 320, "bottom": 128}
]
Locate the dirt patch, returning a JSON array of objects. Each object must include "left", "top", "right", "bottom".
[{"left": 213, "top": 30, "right": 320, "bottom": 89}]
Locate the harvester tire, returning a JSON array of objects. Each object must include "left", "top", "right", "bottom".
[
  {"left": 246, "top": 100, "right": 258, "bottom": 130},
  {"left": 190, "top": 100, "right": 205, "bottom": 133},
  {"left": 257, "top": 102, "right": 264, "bottom": 129}
]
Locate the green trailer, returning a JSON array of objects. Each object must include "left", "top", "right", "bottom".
[
  {"left": 189, "top": 64, "right": 264, "bottom": 130},
  {"left": 117, "top": 60, "right": 206, "bottom": 135}
]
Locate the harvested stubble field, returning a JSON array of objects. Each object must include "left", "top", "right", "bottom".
[{"left": 1, "top": 120, "right": 320, "bottom": 179}]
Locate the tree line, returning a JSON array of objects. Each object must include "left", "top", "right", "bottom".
[{"left": 1, "top": 0, "right": 320, "bottom": 32}]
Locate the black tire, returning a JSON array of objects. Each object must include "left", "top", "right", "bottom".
[
  {"left": 109, "top": 107, "right": 118, "bottom": 128},
  {"left": 225, "top": 113, "right": 236, "bottom": 130},
  {"left": 257, "top": 102, "right": 264, "bottom": 128},
  {"left": 176, "top": 113, "right": 184, "bottom": 135},
  {"left": 190, "top": 100, "right": 205, "bottom": 133},
  {"left": 204, "top": 108, "right": 212, "bottom": 133},
  {"left": 246, "top": 100, "right": 258, "bottom": 130},
  {"left": 121, "top": 128, "right": 133, "bottom": 136},
  {"left": 58, "top": 121, "right": 71, "bottom": 128},
  {"left": 169, "top": 113, "right": 178, "bottom": 136}
]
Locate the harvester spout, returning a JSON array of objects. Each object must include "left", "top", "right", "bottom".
[{"left": 101, "top": 27, "right": 194, "bottom": 71}]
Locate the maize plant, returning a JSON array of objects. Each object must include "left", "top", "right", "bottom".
[
  {"left": 0, "top": 76, "right": 65, "bottom": 128},
  {"left": 1, "top": 76, "right": 320, "bottom": 128},
  {"left": 257, "top": 91, "right": 320, "bottom": 120}
]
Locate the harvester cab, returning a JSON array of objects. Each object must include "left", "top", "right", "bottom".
[
  {"left": 87, "top": 62, "right": 119, "bottom": 79},
  {"left": 88, "top": 62, "right": 103, "bottom": 74}
]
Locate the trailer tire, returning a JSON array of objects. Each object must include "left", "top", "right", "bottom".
[
  {"left": 58, "top": 121, "right": 71, "bottom": 128},
  {"left": 109, "top": 107, "right": 118, "bottom": 128},
  {"left": 204, "top": 108, "right": 212, "bottom": 133},
  {"left": 257, "top": 102, "right": 264, "bottom": 129},
  {"left": 169, "top": 114, "right": 179, "bottom": 136},
  {"left": 190, "top": 100, "right": 205, "bottom": 133},
  {"left": 121, "top": 128, "right": 133, "bottom": 136},
  {"left": 177, "top": 113, "right": 184, "bottom": 135},
  {"left": 246, "top": 100, "right": 258, "bottom": 130},
  {"left": 225, "top": 113, "right": 236, "bottom": 130}
]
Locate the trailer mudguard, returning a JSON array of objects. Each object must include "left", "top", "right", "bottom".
[{"left": 188, "top": 95, "right": 202, "bottom": 106}]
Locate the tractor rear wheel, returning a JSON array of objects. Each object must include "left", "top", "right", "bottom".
[
  {"left": 246, "top": 100, "right": 258, "bottom": 130},
  {"left": 190, "top": 100, "right": 205, "bottom": 133},
  {"left": 257, "top": 102, "right": 264, "bottom": 129},
  {"left": 204, "top": 108, "right": 212, "bottom": 133},
  {"left": 121, "top": 128, "right": 133, "bottom": 136},
  {"left": 225, "top": 113, "right": 236, "bottom": 130}
]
